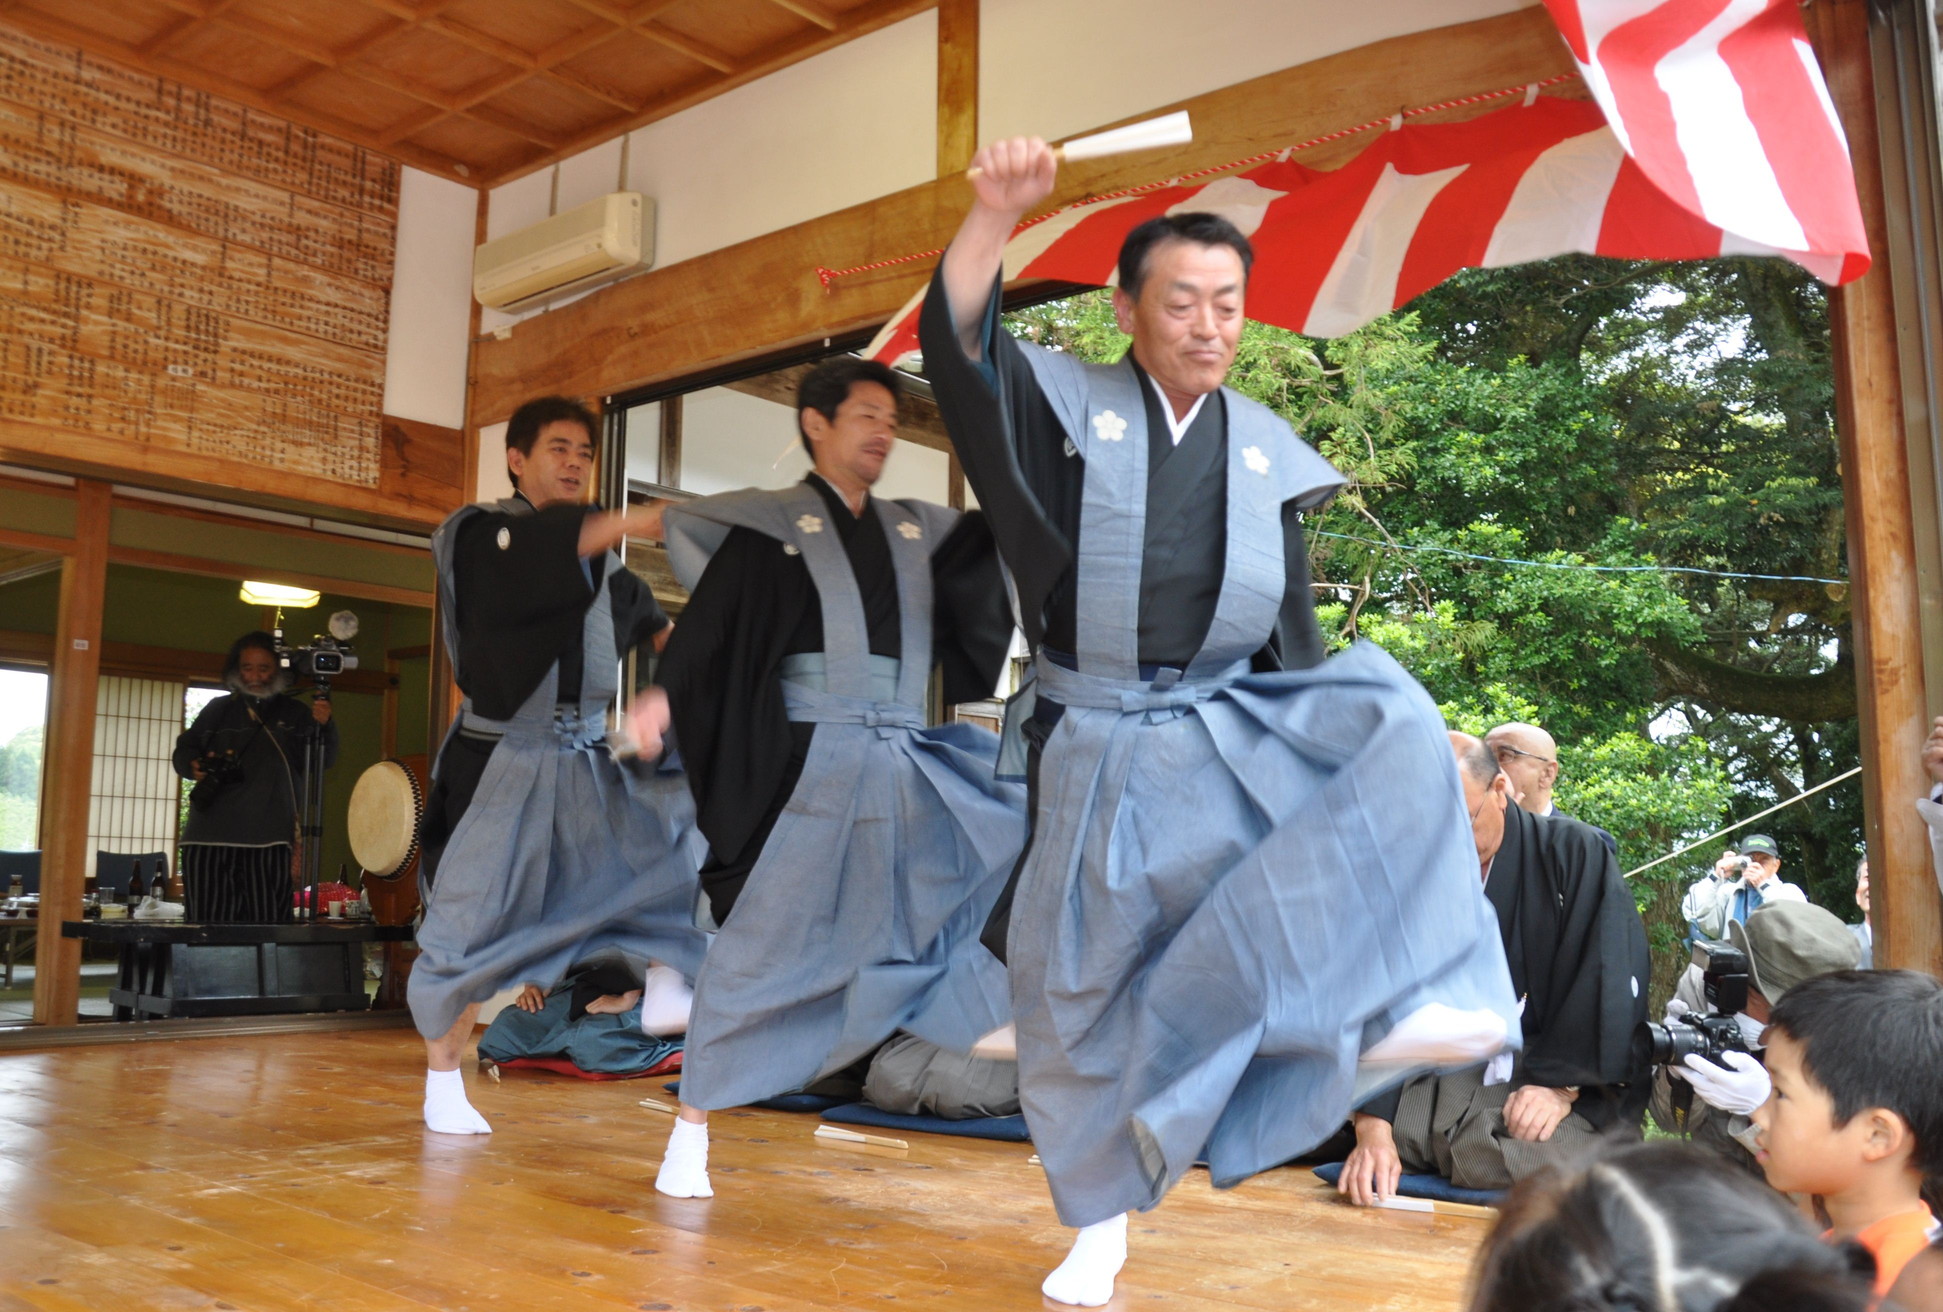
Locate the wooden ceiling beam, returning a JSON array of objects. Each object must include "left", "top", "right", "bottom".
[
  {"left": 451, "top": 66, "right": 538, "bottom": 113},
  {"left": 470, "top": 7, "right": 1578, "bottom": 421},
  {"left": 557, "top": 0, "right": 734, "bottom": 73},
  {"left": 268, "top": 18, "right": 410, "bottom": 97},
  {"left": 374, "top": 102, "right": 449, "bottom": 147},
  {"left": 630, "top": 23, "right": 735, "bottom": 73},
  {"left": 541, "top": 66, "right": 641, "bottom": 114},
  {"left": 211, "top": 10, "right": 343, "bottom": 70},
  {"left": 0, "top": 1, "right": 477, "bottom": 181},
  {"left": 536, "top": 20, "right": 624, "bottom": 69},
  {"left": 764, "top": 0, "right": 839, "bottom": 31},
  {"left": 490, "top": 0, "right": 933, "bottom": 186},
  {"left": 465, "top": 101, "right": 568, "bottom": 149},
  {"left": 422, "top": 15, "right": 537, "bottom": 71}
]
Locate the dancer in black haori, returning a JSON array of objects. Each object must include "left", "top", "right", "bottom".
[
  {"left": 411, "top": 396, "right": 706, "bottom": 1136},
  {"left": 922, "top": 137, "right": 1520, "bottom": 1305},
  {"left": 630, "top": 359, "right": 1023, "bottom": 1199}
]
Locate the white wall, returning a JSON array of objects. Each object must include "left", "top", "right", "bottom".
[
  {"left": 383, "top": 167, "right": 477, "bottom": 430},
  {"left": 667, "top": 387, "right": 947, "bottom": 506},
  {"left": 453, "top": 0, "right": 1547, "bottom": 495},
  {"left": 978, "top": 0, "right": 1538, "bottom": 146}
]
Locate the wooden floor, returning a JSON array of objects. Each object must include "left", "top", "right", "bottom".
[{"left": 0, "top": 1029, "right": 1486, "bottom": 1310}]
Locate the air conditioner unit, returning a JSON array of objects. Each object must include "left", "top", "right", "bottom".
[{"left": 473, "top": 191, "right": 652, "bottom": 312}]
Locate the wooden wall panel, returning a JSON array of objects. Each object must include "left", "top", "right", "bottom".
[
  {"left": 0, "top": 21, "right": 463, "bottom": 529},
  {"left": 469, "top": 8, "right": 1579, "bottom": 426},
  {"left": 0, "top": 27, "right": 398, "bottom": 214}
]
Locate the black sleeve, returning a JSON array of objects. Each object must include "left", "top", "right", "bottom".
[
  {"left": 1357, "top": 1086, "right": 1402, "bottom": 1124},
  {"left": 918, "top": 266, "right": 1075, "bottom": 649},
  {"left": 454, "top": 505, "right": 597, "bottom": 635},
  {"left": 1524, "top": 826, "right": 1651, "bottom": 1107},
  {"left": 172, "top": 698, "right": 224, "bottom": 779},
  {"left": 1258, "top": 508, "right": 1326, "bottom": 673},
  {"left": 930, "top": 510, "right": 1013, "bottom": 706},
  {"left": 451, "top": 505, "right": 600, "bottom": 718},
  {"left": 608, "top": 565, "right": 671, "bottom": 654},
  {"left": 655, "top": 527, "right": 806, "bottom": 869}
]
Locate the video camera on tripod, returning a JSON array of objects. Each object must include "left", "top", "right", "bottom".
[
  {"left": 272, "top": 609, "right": 359, "bottom": 911},
  {"left": 275, "top": 609, "right": 361, "bottom": 693}
]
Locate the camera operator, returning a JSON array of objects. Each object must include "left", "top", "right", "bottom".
[
  {"left": 1646, "top": 900, "right": 1859, "bottom": 1177},
  {"left": 1681, "top": 834, "right": 1805, "bottom": 946},
  {"left": 171, "top": 630, "right": 337, "bottom": 923}
]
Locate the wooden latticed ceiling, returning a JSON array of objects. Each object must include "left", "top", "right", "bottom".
[{"left": 0, "top": 0, "right": 932, "bottom": 185}]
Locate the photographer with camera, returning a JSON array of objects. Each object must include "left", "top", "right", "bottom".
[
  {"left": 171, "top": 630, "right": 337, "bottom": 923},
  {"left": 1646, "top": 900, "right": 1860, "bottom": 1177},
  {"left": 1681, "top": 834, "right": 1806, "bottom": 947}
]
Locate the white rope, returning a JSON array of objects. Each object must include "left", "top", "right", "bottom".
[{"left": 1621, "top": 766, "right": 1862, "bottom": 880}]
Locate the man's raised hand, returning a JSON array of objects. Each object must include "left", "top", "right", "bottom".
[{"left": 968, "top": 136, "right": 1057, "bottom": 220}]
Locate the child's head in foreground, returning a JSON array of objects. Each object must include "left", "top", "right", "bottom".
[
  {"left": 1469, "top": 1142, "right": 1873, "bottom": 1312},
  {"left": 1752, "top": 969, "right": 1943, "bottom": 1221}
]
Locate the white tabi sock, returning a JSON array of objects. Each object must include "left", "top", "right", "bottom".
[
  {"left": 639, "top": 965, "right": 694, "bottom": 1037},
  {"left": 654, "top": 1118, "right": 713, "bottom": 1198},
  {"left": 1041, "top": 1213, "right": 1128, "bottom": 1307},
  {"left": 1360, "top": 1002, "right": 1510, "bottom": 1067},
  {"left": 423, "top": 1067, "right": 491, "bottom": 1135}
]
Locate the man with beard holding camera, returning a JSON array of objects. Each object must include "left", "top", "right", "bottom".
[
  {"left": 1647, "top": 900, "right": 1860, "bottom": 1177},
  {"left": 172, "top": 631, "right": 338, "bottom": 923}
]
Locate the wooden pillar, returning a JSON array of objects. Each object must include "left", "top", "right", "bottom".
[
  {"left": 937, "top": 0, "right": 978, "bottom": 177},
  {"left": 33, "top": 480, "right": 109, "bottom": 1026},
  {"left": 1809, "top": 0, "right": 1943, "bottom": 974}
]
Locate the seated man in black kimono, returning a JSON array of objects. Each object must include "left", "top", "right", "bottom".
[{"left": 1338, "top": 733, "right": 1650, "bottom": 1202}]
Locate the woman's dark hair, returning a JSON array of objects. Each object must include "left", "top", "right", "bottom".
[
  {"left": 505, "top": 395, "right": 599, "bottom": 490},
  {"left": 796, "top": 357, "right": 904, "bottom": 456},
  {"left": 1471, "top": 1142, "right": 1873, "bottom": 1312},
  {"left": 1115, "top": 211, "right": 1254, "bottom": 300}
]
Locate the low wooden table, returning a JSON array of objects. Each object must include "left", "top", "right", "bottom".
[
  {"left": 62, "top": 920, "right": 414, "bottom": 1021},
  {"left": 0, "top": 913, "right": 35, "bottom": 988}
]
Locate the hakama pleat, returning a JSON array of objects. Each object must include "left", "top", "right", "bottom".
[
  {"left": 407, "top": 728, "right": 708, "bottom": 1041},
  {"left": 1011, "top": 642, "right": 1520, "bottom": 1226},
  {"left": 678, "top": 695, "right": 1023, "bottom": 1112}
]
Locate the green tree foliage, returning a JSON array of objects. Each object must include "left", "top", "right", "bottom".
[
  {"left": 0, "top": 725, "right": 43, "bottom": 850},
  {"left": 1003, "top": 254, "right": 1854, "bottom": 998}
]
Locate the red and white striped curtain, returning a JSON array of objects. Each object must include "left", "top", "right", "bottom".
[{"left": 866, "top": 0, "right": 1867, "bottom": 363}]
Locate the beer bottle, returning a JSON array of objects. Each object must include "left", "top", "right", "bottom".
[{"left": 126, "top": 859, "right": 145, "bottom": 907}]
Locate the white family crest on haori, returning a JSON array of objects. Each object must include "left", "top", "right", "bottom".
[
  {"left": 1243, "top": 446, "right": 1271, "bottom": 476},
  {"left": 496, "top": 527, "right": 511, "bottom": 550},
  {"left": 1063, "top": 436, "right": 1079, "bottom": 459},
  {"left": 796, "top": 514, "right": 825, "bottom": 535},
  {"left": 896, "top": 521, "right": 924, "bottom": 541},
  {"left": 783, "top": 543, "right": 801, "bottom": 556},
  {"left": 1093, "top": 410, "right": 1128, "bottom": 442}
]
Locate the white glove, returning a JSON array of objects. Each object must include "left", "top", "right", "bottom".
[
  {"left": 1676, "top": 1051, "right": 1770, "bottom": 1116},
  {"left": 1662, "top": 998, "right": 1690, "bottom": 1025}
]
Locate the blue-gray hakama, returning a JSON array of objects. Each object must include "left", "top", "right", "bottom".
[
  {"left": 665, "top": 485, "right": 1026, "bottom": 1111},
  {"left": 1001, "top": 353, "right": 1522, "bottom": 1227},
  {"left": 407, "top": 499, "right": 708, "bottom": 1042}
]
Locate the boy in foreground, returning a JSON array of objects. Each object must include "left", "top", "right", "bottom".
[{"left": 1752, "top": 970, "right": 1943, "bottom": 1296}]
